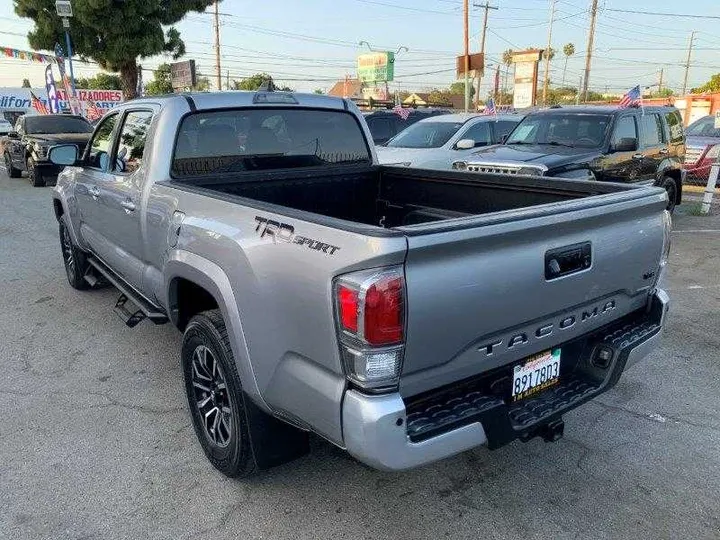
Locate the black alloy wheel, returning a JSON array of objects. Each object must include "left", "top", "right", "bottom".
[
  {"left": 661, "top": 176, "right": 677, "bottom": 214},
  {"left": 190, "top": 344, "right": 233, "bottom": 448},
  {"left": 27, "top": 157, "right": 45, "bottom": 187},
  {"left": 59, "top": 218, "right": 89, "bottom": 290}
]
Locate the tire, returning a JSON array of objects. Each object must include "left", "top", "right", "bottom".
[
  {"left": 27, "top": 156, "right": 45, "bottom": 187},
  {"left": 182, "top": 310, "right": 257, "bottom": 478},
  {"left": 59, "top": 217, "right": 90, "bottom": 290},
  {"left": 4, "top": 151, "right": 20, "bottom": 178},
  {"left": 660, "top": 176, "right": 678, "bottom": 214}
]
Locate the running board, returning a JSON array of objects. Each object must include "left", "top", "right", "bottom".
[{"left": 86, "top": 256, "right": 169, "bottom": 327}]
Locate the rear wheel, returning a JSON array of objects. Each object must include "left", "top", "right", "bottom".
[
  {"left": 27, "top": 157, "right": 45, "bottom": 187},
  {"left": 182, "top": 310, "right": 257, "bottom": 478},
  {"left": 4, "top": 152, "right": 20, "bottom": 178},
  {"left": 660, "top": 176, "right": 677, "bottom": 214},
  {"left": 59, "top": 218, "right": 89, "bottom": 290}
]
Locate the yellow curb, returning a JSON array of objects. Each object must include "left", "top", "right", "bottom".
[{"left": 684, "top": 184, "right": 720, "bottom": 194}]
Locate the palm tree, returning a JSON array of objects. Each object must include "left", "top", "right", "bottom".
[
  {"left": 500, "top": 49, "right": 514, "bottom": 106},
  {"left": 562, "top": 43, "right": 575, "bottom": 86}
]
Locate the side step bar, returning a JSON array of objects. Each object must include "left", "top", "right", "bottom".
[{"left": 86, "top": 256, "right": 169, "bottom": 327}]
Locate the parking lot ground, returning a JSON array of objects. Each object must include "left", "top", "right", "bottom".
[{"left": 1, "top": 170, "right": 719, "bottom": 540}]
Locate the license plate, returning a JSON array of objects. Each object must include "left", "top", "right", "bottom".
[{"left": 511, "top": 349, "right": 561, "bottom": 401}]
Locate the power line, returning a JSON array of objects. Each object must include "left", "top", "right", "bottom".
[{"left": 605, "top": 8, "right": 720, "bottom": 20}]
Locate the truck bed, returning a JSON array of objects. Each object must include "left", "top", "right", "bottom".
[{"left": 173, "top": 166, "right": 627, "bottom": 229}]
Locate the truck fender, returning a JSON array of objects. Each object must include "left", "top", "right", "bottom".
[
  {"left": 654, "top": 160, "right": 683, "bottom": 204},
  {"left": 164, "top": 251, "right": 270, "bottom": 413},
  {"left": 51, "top": 193, "right": 84, "bottom": 248}
]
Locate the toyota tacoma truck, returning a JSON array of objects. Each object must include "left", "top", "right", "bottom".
[{"left": 48, "top": 91, "right": 671, "bottom": 477}]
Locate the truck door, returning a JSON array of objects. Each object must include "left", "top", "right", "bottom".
[
  {"left": 92, "top": 108, "right": 155, "bottom": 291},
  {"left": 638, "top": 112, "right": 668, "bottom": 184},
  {"left": 75, "top": 112, "right": 121, "bottom": 251},
  {"left": 603, "top": 113, "right": 643, "bottom": 183}
]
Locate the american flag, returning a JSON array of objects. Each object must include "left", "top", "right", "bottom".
[
  {"left": 619, "top": 85, "right": 642, "bottom": 108},
  {"left": 392, "top": 104, "right": 411, "bottom": 121},
  {"left": 29, "top": 90, "right": 49, "bottom": 114},
  {"left": 85, "top": 100, "right": 103, "bottom": 122},
  {"left": 484, "top": 97, "right": 497, "bottom": 116}
]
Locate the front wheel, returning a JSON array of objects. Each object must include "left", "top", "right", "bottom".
[
  {"left": 660, "top": 176, "right": 678, "bottom": 214},
  {"left": 182, "top": 310, "right": 257, "bottom": 478},
  {"left": 59, "top": 218, "right": 89, "bottom": 290},
  {"left": 4, "top": 152, "right": 20, "bottom": 178},
  {"left": 27, "top": 157, "right": 45, "bottom": 187}
]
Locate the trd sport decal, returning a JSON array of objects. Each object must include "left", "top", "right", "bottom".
[{"left": 254, "top": 216, "right": 341, "bottom": 255}]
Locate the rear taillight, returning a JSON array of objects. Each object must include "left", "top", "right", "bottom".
[{"left": 334, "top": 266, "right": 406, "bottom": 391}]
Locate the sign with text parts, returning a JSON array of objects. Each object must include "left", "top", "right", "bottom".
[
  {"left": 44, "top": 65, "right": 60, "bottom": 113},
  {"left": 357, "top": 52, "right": 395, "bottom": 83},
  {"left": 171, "top": 60, "right": 196, "bottom": 90},
  {"left": 511, "top": 49, "right": 542, "bottom": 110}
]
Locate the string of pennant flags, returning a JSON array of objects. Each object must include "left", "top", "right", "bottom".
[{"left": 2, "top": 46, "right": 57, "bottom": 64}]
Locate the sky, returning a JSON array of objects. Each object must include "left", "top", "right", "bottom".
[{"left": 1, "top": 0, "right": 718, "bottom": 97}]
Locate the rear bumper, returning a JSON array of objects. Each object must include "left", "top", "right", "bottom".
[{"left": 342, "top": 289, "right": 669, "bottom": 471}]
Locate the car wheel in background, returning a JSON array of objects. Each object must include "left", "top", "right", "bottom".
[
  {"left": 27, "top": 157, "right": 45, "bottom": 187},
  {"left": 4, "top": 152, "right": 21, "bottom": 178},
  {"left": 182, "top": 310, "right": 257, "bottom": 478},
  {"left": 660, "top": 176, "right": 677, "bottom": 214},
  {"left": 59, "top": 217, "right": 90, "bottom": 290}
]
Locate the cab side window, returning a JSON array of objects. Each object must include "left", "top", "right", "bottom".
[
  {"left": 87, "top": 113, "right": 119, "bottom": 170},
  {"left": 611, "top": 116, "right": 638, "bottom": 148},
  {"left": 460, "top": 121, "right": 491, "bottom": 147},
  {"left": 115, "top": 110, "right": 153, "bottom": 174},
  {"left": 640, "top": 114, "right": 664, "bottom": 146},
  {"left": 665, "top": 110, "right": 684, "bottom": 143}
]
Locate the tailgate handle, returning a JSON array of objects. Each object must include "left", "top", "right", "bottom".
[{"left": 545, "top": 242, "right": 591, "bottom": 280}]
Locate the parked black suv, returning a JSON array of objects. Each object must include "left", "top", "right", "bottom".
[
  {"left": 364, "top": 108, "right": 450, "bottom": 145},
  {"left": 456, "top": 105, "right": 685, "bottom": 212}
]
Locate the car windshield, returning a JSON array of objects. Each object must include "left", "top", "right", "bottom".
[
  {"left": 386, "top": 121, "right": 464, "bottom": 148},
  {"left": 172, "top": 108, "right": 371, "bottom": 177},
  {"left": 686, "top": 117, "right": 720, "bottom": 138},
  {"left": 506, "top": 113, "right": 611, "bottom": 148},
  {"left": 25, "top": 115, "right": 93, "bottom": 134}
]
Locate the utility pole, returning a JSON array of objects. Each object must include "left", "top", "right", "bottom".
[
  {"left": 463, "top": 0, "right": 470, "bottom": 112},
  {"left": 682, "top": 31, "right": 696, "bottom": 96},
  {"left": 542, "top": 0, "right": 557, "bottom": 105},
  {"left": 582, "top": 0, "right": 599, "bottom": 102},
  {"left": 473, "top": 2, "right": 498, "bottom": 109},
  {"left": 226, "top": 69, "right": 230, "bottom": 90},
  {"left": 214, "top": 1, "right": 221, "bottom": 91},
  {"left": 658, "top": 68, "right": 664, "bottom": 94}
]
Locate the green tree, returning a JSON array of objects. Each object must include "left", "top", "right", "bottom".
[
  {"left": 542, "top": 47, "right": 556, "bottom": 61},
  {"left": 502, "top": 49, "right": 513, "bottom": 67},
  {"left": 75, "top": 73, "right": 122, "bottom": 90},
  {"left": 691, "top": 73, "right": 720, "bottom": 94},
  {"left": 562, "top": 43, "right": 575, "bottom": 86},
  {"left": 313, "top": 88, "right": 324, "bottom": 94},
  {"left": 192, "top": 75, "right": 210, "bottom": 92},
  {"left": 449, "top": 81, "right": 475, "bottom": 98},
  {"left": 15, "top": 0, "right": 215, "bottom": 99},
  {"left": 145, "top": 64, "right": 173, "bottom": 96},
  {"left": 21, "top": 78, "right": 31, "bottom": 88},
  {"left": 232, "top": 73, "right": 274, "bottom": 91},
  {"left": 656, "top": 88, "right": 675, "bottom": 98}
]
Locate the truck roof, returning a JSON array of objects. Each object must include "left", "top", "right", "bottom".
[
  {"left": 125, "top": 91, "right": 349, "bottom": 112},
  {"left": 528, "top": 104, "right": 678, "bottom": 115}
]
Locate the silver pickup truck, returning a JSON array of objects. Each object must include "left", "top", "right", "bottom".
[{"left": 49, "top": 91, "right": 671, "bottom": 477}]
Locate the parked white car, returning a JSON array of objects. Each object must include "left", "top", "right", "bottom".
[{"left": 376, "top": 113, "right": 522, "bottom": 169}]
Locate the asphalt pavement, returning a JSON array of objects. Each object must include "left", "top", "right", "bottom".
[{"left": 1, "top": 169, "right": 719, "bottom": 540}]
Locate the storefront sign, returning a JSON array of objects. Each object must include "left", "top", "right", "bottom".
[
  {"left": 0, "top": 87, "right": 124, "bottom": 114},
  {"left": 357, "top": 52, "right": 395, "bottom": 83}
]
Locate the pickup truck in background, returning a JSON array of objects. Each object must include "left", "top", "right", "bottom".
[
  {"left": 454, "top": 105, "right": 685, "bottom": 213},
  {"left": 49, "top": 91, "right": 670, "bottom": 477},
  {"left": 4, "top": 113, "right": 93, "bottom": 187}
]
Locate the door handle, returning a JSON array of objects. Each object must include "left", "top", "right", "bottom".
[
  {"left": 120, "top": 200, "right": 136, "bottom": 213},
  {"left": 632, "top": 153, "right": 644, "bottom": 160},
  {"left": 89, "top": 186, "right": 100, "bottom": 198}
]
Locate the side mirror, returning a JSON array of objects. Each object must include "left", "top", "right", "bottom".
[
  {"left": 7, "top": 131, "right": 19, "bottom": 139},
  {"left": 48, "top": 144, "right": 79, "bottom": 166},
  {"left": 611, "top": 137, "right": 638, "bottom": 153},
  {"left": 455, "top": 138, "right": 475, "bottom": 150}
]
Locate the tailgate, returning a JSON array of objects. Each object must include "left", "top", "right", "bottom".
[{"left": 398, "top": 187, "right": 668, "bottom": 397}]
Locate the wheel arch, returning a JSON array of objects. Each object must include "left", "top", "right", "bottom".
[
  {"left": 659, "top": 167, "right": 683, "bottom": 205},
  {"left": 164, "top": 252, "right": 268, "bottom": 411}
]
